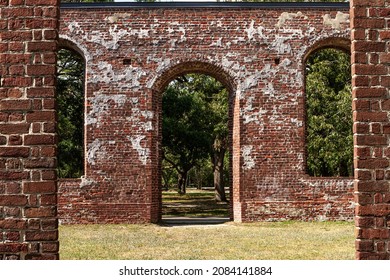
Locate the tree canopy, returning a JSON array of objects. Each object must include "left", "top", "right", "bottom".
[
  {"left": 57, "top": 49, "right": 85, "bottom": 178},
  {"left": 162, "top": 74, "right": 229, "bottom": 197},
  {"left": 306, "top": 49, "right": 352, "bottom": 177}
]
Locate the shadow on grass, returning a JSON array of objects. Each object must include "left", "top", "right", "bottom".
[{"left": 162, "top": 189, "right": 229, "bottom": 218}]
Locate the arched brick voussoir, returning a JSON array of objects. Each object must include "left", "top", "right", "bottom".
[{"left": 149, "top": 59, "right": 237, "bottom": 95}]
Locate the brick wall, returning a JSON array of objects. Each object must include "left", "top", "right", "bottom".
[
  {"left": 58, "top": 4, "right": 354, "bottom": 224},
  {"left": 351, "top": 0, "right": 390, "bottom": 260},
  {"left": 0, "top": 0, "right": 59, "bottom": 260}
]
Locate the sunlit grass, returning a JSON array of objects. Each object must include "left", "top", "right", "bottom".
[{"left": 59, "top": 221, "right": 354, "bottom": 260}]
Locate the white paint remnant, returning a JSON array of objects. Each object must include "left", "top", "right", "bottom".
[
  {"left": 89, "top": 61, "right": 146, "bottom": 88},
  {"left": 106, "top": 15, "right": 119, "bottom": 24},
  {"left": 290, "top": 118, "right": 303, "bottom": 127},
  {"left": 68, "top": 21, "right": 81, "bottom": 34},
  {"left": 210, "top": 37, "right": 223, "bottom": 47},
  {"left": 323, "top": 12, "right": 349, "bottom": 30},
  {"left": 241, "top": 71, "right": 262, "bottom": 91},
  {"left": 242, "top": 145, "right": 256, "bottom": 170},
  {"left": 127, "top": 108, "right": 154, "bottom": 132},
  {"left": 131, "top": 28, "right": 149, "bottom": 38},
  {"left": 241, "top": 96, "right": 267, "bottom": 126},
  {"left": 129, "top": 135, "right": 150, "bottom": 165},
  {"left": 87, "top": 139, "right": 105, "bottom": 165},
  {"left": 245, "top": 20, "right": 265, "bottom": 41},
  {"left": 80, "top": 176, "right": 96, "bottom": 188},
  {"left": 86, "top": 94, "right": 127, "bottom": 126},
  {"left": 276, "top": 11, "right": 307, "bottom": 28},
  {"left": 156, "top": 58, "right": 172, "bottom": 73},
  {"left": 271, "top": 36, "right": 292, "bottom": 54},
  {"left": 245, "top": 20, "right": 257, "bottom": 40},
  {"left": 88, "top": 25, "right": 127, "bottom": 50}
]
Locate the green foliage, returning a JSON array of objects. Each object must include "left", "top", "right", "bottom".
[
  {"left": 57, "top": 49, "right": 85, "bottom": 178},
  {"left": 306, "top": 49, "right": 352, "bottom": 177},
  {"left": 162, "top": 74, "right": 228, "bottom": 192}
]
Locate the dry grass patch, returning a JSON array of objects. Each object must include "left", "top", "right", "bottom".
[{"left": 59, "top": 221, "right": 354, "bottom": 260}]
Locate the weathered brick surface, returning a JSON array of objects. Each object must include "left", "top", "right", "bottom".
[
  {"left": 351, "top": 0, "right": 390, "bottom": 260},
  {"left": 0, "top": 0, "right": 58, "bottom": 260},
  {"left": 58, "top": 4, "right": 354, "bottom": 224},
  {"left": 4, "top": 1, "right": 389, "bottom": 260}
]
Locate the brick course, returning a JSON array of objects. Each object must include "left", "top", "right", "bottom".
[
  {"left": 2, "top": 1, "right": 389, "bottom": 260},
  {"left": 0, "top": 0, "right": 58, "bottom": 260},
  {"left": 58, "top": 4, "right": 354, "bottom": 224},
  {"left": 351, "top": 0, "right": 390, "bottom": 259}
]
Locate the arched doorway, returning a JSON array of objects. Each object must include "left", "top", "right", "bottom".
[
  {"left": 304, "top": 38, "right": 352, "bottom": 178},
  {"left": 150, "top": 61, "right": 241, "bottom": 223}
]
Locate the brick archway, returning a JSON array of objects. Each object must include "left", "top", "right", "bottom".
[
  {"left": 1, "top": 0, "right": 389, "bottom": 260},
  {"left": 149, "top": 60, "right": 240, "bottom": 221}
]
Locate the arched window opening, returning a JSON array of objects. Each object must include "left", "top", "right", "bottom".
[
  {"left": 161, "top": 73, "right": 230, "bottom": 218},
  {"left": 305, "top": 48, "right": 352, "bottom": 177},
  {"left": 56, "top": 48, "right": 85, "bottom": 178}
]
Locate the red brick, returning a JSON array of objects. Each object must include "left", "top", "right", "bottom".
[
  {"left": 3, "top": 7, "right": 33, "bottom": 17},
  {"left": 44, "top": 29, "right": 57, "bottom": 40},
  {"left": 25, "top": 230, "right": 58, "bottom": 241},
  {"left": 27, "top": 87, "right": 55, "bottom": 98},
  {"left": 0, "top": 99, "right": 32, "bottom": 111},
  {"left": 26, "top": 0, "right": 58, "bottom": 6},
  {"left": 24, "top": 134, "right": 55, "bottom": 145},
  {"left": 0, "top": 147, "right": 30, "bottom": 157},
  {"left": 356, "top": 240, "right": 374, "bottom": 252},
  {"left": 25, "top": 207, "right": 56, "bottom": 218},
  {"left": 352, "top": 18, "right": 386, "bottom": 28},
  {"left": 354, "top": 111, "right": 388, "bottom": 122},
  {"left": 24, "top": 158, "right": 56, "bottom": 169},
  {"left": 10, "top": 0, "right": 25, "bottom": 5},
  {"left": 26, "top": 65, "right": 56, "bottom": 76},
  {"left": 1, "top": 77, "right": 32, "bottom": 87},
  {"left": 0, "top": 243, "right": 28, "bottom": 253},
  {"left": 0, "top": 195, "right": 28, "bottom": 206},
  {"left": 355, "top": 135, "right": 387, "bottom": 146},
  {"left": 352, "top": 64, "right": 388, "bottom": 76},
  {"left": 41, "top": 194, "right": 57, "bottom": 206},
  {"left": 26, "top": 111, "right": 55, "bottom": 123},
  {"left": 0, "top": 219, "right": 27, "bottom": 230},
  {"left": 23, "top": 181, "right": 56, "bottom": 194},
  {"left": 0, "top": 171, "right": 29, "bottom": 180},
  {"left": 27, "top": 41, "right": 57, "bottom": 52},
  {"left": 356, "top": 181, "right": 389, "bottom": 192},
  {"left": 41, "top": 242, "right": 59, "bottom": 253},
  {"left": 0, "top": 123, "right": 30, "bottom": 134},
  {"left": 356, "top": 158, "right": 389, "bottom": 169}
]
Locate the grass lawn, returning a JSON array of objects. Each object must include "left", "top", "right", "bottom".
[
  {"left": 59, "top": 190, "right": 355, "bottom": 260},
  {"left": 59, "top": 221, "right": 354, "bottom": 260}
]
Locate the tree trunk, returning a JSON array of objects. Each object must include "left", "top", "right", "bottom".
[
  {"left": 214, "top": 147, "right": 227, "bottom": 202},
  {"left": 177, "top": 171, "right": 188, "bottom": 194}
]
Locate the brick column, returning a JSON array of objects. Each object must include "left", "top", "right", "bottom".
[
  {"left": 351, "top": 0, "right": 390, "bottom": 260},
  {"left": 0, "top": 0, "right": 59, "bottom": 259}
]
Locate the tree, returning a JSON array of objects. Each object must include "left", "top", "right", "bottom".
[
  {"left": 57, "top": 49, "right": 85, "bottom": 178},
  {"left": 306, "top": 49, "right": 352, "bottom": 177},
  {"left": 162, "top": 76, "right": 213, "bottom": 194},
  {"left": 162, "top": 74, "right": 229, "bottom": 200},
  {"left": 198, "top": 76, "right": 229, "bottom": 202}
]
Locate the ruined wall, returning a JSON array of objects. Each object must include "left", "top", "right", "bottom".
[
  {"left": 352, "top": 0, "right": 390, "bottom": 260},
  {"left": 58, "top": 3, "right": 354, "bottom": 224},
  {"left": 0, "top": 0, "right": 59, "bottom": 259}
]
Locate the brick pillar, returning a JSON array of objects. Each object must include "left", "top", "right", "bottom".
[
  {"left": 351, "top": 0, "right": 390, "bottom": 260},
  {"left": 0, "top": 0, "right": 59, "bottom": 259}
]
